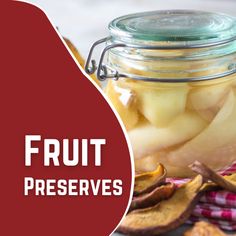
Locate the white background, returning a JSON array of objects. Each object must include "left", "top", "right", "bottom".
[{"left": 29, "top": 0, "right": 236, "bottom": 58}]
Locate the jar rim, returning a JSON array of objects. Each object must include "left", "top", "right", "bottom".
[
  {"left": 85, "top": 10, "right": 236, "bottom": 82},
  {"left": 109, "top": 10, "right": 236, "bottom": 48}
]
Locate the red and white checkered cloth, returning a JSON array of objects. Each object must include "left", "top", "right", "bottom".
[{"left": 167, "top": 161, "right": 236, "bottom": 231}]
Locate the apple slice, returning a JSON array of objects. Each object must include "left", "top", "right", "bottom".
[
  {"left": 105, "top": 80, "right": 139, "bottom": 130},
  {"left": 167, "top": 90, "right": 236, "bottom": 171},
  {"left": 135, "top": 85, "right": 188, "bottom": 127},
  {"left": 128, "top": 111, "right": 207, "bottom": 159},
  {"left": 188, "top": 82, "right": 230, "bottom": 121},
  {"left": 230, "top": 74, "right": 236, "bottom": 87}
]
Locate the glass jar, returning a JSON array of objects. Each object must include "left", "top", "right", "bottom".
[{"left": 86, "top": 10, "right": 236, "bottom": 177}]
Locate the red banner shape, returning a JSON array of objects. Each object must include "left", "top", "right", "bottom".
[{"left": 0, "top": 1, "right": 133, "bottom": 235}]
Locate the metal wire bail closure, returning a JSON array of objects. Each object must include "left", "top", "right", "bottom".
[{"left": 85, "top": 35, "right": 236, "bottom": 83}]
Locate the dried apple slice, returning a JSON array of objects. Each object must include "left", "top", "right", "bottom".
[
  {"left": 130, "top": 183, "right": 175, "bottom": 212},
  {"left": 134, "top": 164, "right": 166, "bottom": 196},
  {"left": 118, "top": 175, "right": 203, "bottom": 236},
  {"left": 129, "top": 111, "right": 207, "bottom": 159},
  {"left": 184, "top": 221, "right": 227, "bottom": 236},
  {"left": 224, "top": 172, "right": 236, "bottom": 182},
  {"left": 190, "top": 161, "right": 236, "bottom": 193},
  {"left": 105, "top": 80, "right": 139, "bottom": 130}
]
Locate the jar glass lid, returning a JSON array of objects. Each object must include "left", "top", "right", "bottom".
[{"left": 109, "top": 10, "right": 236, "bottom": 46}]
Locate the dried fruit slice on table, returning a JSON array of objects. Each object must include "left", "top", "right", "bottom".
[
  {"left": 184, "top": 221, "right": 227, "bottom": 236},
  {"left": 118, "top": 175, "right": 203, "bottom": 236},
  {"left": 129, "top": 182, "right": 175, "bottom": 212},
  {"left": 190, "top": 161, "right": 236, "bottom": 193},
  {"left": 134, "top": 164, "right": 166, "bottom": 196}
]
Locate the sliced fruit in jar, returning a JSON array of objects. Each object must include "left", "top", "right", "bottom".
[
  {"left": 129, "top": 111, "right": 207, "bottom": 159},
  {"left": 118, "top": 175, "right": 203, "bottom": 236},
  {"left": 136, "top": 85, "right": 188, "bottom": 127},
  {"left": 188, "top": 82, "right": 230, "bottom": 121},
  {"left": 167, "top": 90, "right": 236, "bottom": 171},
  {"left": 134, "top": 164, "right": 166, "bottom": 196},
  {"left": 105, "top": 80, "right": 139, "bottom": 130}
]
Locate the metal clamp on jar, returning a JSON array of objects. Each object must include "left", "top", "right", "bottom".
[{"left": 86, "top": 10, "right": 236, "bottom": 177}]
